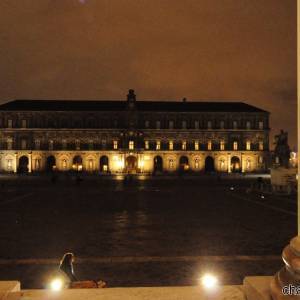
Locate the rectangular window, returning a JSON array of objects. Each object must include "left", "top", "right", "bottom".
[
  {"left": 233, "top": 121, "right": 238, "bottom": 129},
  {"left": 102, "top": 140, "right": 107, "bottom": 149},
  {"left": 7, "top": 138, "right": 13, "bottom": 150},
  {"left": 182, "top": 141, "right": 187, "bottom": 150},
  {"left": 145, "top": 140, "right": 149, "bottom": 150},
  {"left": 156, "top": 141, "right": 161, "bottom": 150},
  {"left": 207, "top": 121, "right": 212, "bottom": 129},
  {"left": 21, "top": 119, "right": 27, "bottom": 128},
  {"left": 220, "top": 140, "right": 225, "bottom": 151},
  {"left": 62, "top": 139, "right": 67, "bottom": 150},
  {"left": 88, "top": 140, "right": 93, "bottom": 150},
  {"left": 194, "top": 120, "right": 199, "bottom": 129},
  {"left": 259, "top": 121, "right": 264, "bottom": 130},
  {"left": 233, "top": 141, "right": 238, "bottom": 151},
  {"left": 259, "top": 141, "right": 264, "bottom": 151},
  {"left": 113, "top": 140, "right": 118, "bottom": 150},
  {"left": 156, "top": 121, "right": 161, "bottom": 129},
  {"left": 182, "top": 121, "right": 187, "bottom": 129},
  {"left": 207, "top": 141, "right": 212, "bottom": 151},
  {"left": 145, "top": 120, "right": 150, "bottom": 128},
  {"left": 49, "top": 140, "right": 54, "bottom": 151},
  {"left": 75, "top": 139, "right": 80, "bottom": 150},
  {"left": 35, "top": 139, "right": 40, "bottom": 150},
  {"left": 246, "top": 140, "right": 251, "bottom": 150},
  {"left": 169, "top": 141, "right": 173, "bottom": 150},
  {"left": 21, "top": 139, "right": 27, "bottom": 150},
  {"left": 169, "top": 120, "right": 174, "bottom": 129},
  {"left": 194, "top": 141, "right": 199, "bottom": 150},
  {"left": 246, "top": 121, "right": 251, "bottom": 129},
  {"left": 7, "top": 119, "right": 13, "bottom": 128},
  {"left": 129, "top": 140, "right": 134, "bottom": 150},
  {"left": 220, "top": 121, "right": 225, "bottom": 129}
]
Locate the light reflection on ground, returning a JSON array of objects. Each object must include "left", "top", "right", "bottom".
[{"left": 0, "top": 174, "right": 295, "bottom": 288}]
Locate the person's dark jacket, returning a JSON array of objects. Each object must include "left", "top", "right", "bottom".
[{"left": 59, "top": 260, "right": 78, "bottom": 282}]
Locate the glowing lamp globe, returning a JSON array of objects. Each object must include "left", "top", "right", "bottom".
[
  {"left": 201, "top": 274, "right": 218, "bottom": 290},
  {"left": 50, "top": 278, "right": 63, "bottom": 291}
]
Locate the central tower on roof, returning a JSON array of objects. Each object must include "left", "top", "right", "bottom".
[{"left": 127, "top": 89, "right": 136, "bottom": 110}]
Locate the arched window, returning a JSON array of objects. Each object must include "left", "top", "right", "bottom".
[
  {"left": 154, "top": 156, "right": 163, "bottom": 172},
  {"left": 100, "top": 156, "right": 109, "bottom": 172},
  {"left": 18, "top": 156, "right": 29, "bottom": 173},
  {"left": 73, "top": 156, "right": 83, "bottom": 171},
  {"left": 179, "top": 156, "right": 189, "bottom": 171},
  {"left": 46, "top": 156, "right": 56, "bottom": 172},
  {"left": 231, "top": 156, "right": 241, "bottom": 172},
  {"left": 205, "top": 156, "right": 215, "bottom": 172}
]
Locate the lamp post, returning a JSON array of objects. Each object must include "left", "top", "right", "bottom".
[{"left": 270, "top": 2, "right": 300, "bottom": 298}]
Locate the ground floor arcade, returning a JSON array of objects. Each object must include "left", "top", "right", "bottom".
[{"left": 0, "top": 151, "right": 268, "bottom": 174}]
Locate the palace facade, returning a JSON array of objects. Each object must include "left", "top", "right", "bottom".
[{"left": 0, "top": 90, "right": 270, "bottom": 174}]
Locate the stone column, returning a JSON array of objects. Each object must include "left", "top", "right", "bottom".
[
  {"left": 227, "top": 154, "right": 231, "bottom": 173},
  {"left": 14, "top": 153, "right": 17, "bottom": 173},
  {"left": 270, "top": 237, "right": 300, "bottom": 299},
  {"left": 28, "top": 152, "right": 32, "bottom": 173}
]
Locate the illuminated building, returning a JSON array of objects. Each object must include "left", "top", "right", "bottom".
[{"left": 0, "top": 89, "right": 269, "bottom": 174}]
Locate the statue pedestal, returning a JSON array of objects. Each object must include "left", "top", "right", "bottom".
[
  {"left": 270, "top": 236, "right": 300, "bottom": 299},
  {"left": 270, "top": 167, "right": 297, "bottom": 194}
]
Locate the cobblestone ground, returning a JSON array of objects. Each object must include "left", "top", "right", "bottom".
[{"left": 0, "top": 174, "right": 296, "bottom": 288}]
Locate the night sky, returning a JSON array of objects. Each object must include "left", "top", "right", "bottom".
[{"left": 0, "top": 0, "right": 296, "bottom": 148}]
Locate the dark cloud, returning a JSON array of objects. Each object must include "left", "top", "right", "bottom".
[{"left": 0, "top": 0, "right": 296, "bottom": 148}]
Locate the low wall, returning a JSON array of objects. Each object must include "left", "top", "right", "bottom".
[{"left": 1, "top": 281, "right": 246, "bottom": 300}]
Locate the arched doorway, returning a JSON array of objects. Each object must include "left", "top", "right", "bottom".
[
  {"left": 73, "top": 155, "right": 83, "bottom": 171},
  {"left": 126, "top": 156, "right": 137, "bottom": 173},
  {"left": 179, "top": 156, "right": 189, "bottom": 171},
  {"left": 18, "top": 156, "right": 29, "bottom": 173},
  {"left": 46, "top": 155, "right": 56, "bottom": 172},
  {"left": 231, "top": 156, "right": 241, "bottom": 173},
  {"left": 154, "top": 156, "right": 163, "bottom": 172},
  {"left": 100, "top": 156, "right": 109, "bottom": 172},
  {"left": 205, "top": 156, "right": 215, "bottom": 172}
]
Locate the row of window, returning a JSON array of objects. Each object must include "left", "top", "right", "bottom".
[
  {"left": 145, "top": 120, "right": 264, "bottom": 130},
  {"left": 4, "top": 119, "right": 266, "bottom": 130},
  {"left": 5, "top": 139, "right": 265, "bottom": 151}
]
